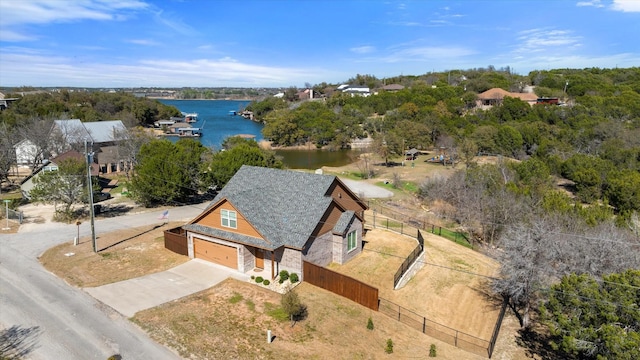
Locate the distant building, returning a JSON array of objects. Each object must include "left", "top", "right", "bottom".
[
  {"left": 337, "top": 84, "right": 371, "bottom": 97},
  {"left": 477, "top": 88, "right": 538, "bottom": 108}
]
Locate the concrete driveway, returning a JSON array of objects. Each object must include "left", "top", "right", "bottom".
[
  {"left": 340, "top": 178, "right": 393, "bottom": 198},
  {"left": 85, "top": 259, "right": 249, "bottom": 317}
]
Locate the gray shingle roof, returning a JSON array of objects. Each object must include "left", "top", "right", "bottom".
[
  {"left": 191, "top": 165, "right": 340, "bottom": 250},
  {"left": 333, "top": 210, "right": 355, "bottom": 235}
]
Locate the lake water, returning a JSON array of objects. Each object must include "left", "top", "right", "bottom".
[{"left": 158, "top": 99, "right": 353, "bottom": 169}]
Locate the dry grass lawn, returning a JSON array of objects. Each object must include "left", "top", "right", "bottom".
[
  {"left": 330, "top": 228, "right": 500, "bottom": 342},
  {"left": 39, "top": 221, "right": 188, "bottom": 287},
  {"left": 38, "top": 219, "right": 533, "bottom": 360},
  {"left": 132, "top": 278, "right": 497, "bottom": 360}
]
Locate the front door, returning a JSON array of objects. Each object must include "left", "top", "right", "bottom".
[{"left": 255, "top": 248, "right": 265, "bottom": 269}]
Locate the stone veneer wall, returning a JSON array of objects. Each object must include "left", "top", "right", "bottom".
[
  {"left": 276, "top": 247, "right": 303, "bottom": 280},
  {"left": 303, "top": 231, "right": 334, "bottom": 267},
  {"left": 333, "top": 217, "right": 363, "bottom": 264},
  {"left": 242, "top": 245, "right": 254, "bottom": 272}
]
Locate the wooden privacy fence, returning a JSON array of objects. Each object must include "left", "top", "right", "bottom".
[
  {"left": 393, "top": 230, "right": 425, "bottom": 287},
  {"left": 303, "top": 261, "right": 379, "bottom": 311},
  {"left": 164, "top": 226, "right": 188, "bottom": 256}
]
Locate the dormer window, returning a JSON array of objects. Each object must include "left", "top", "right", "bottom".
[{"left": 221, "top": 209, "right": 237, "bottom": 229}]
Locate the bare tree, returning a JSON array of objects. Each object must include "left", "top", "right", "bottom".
[
  {"left": 15, "top": 117, "right": 55, "bottom": 172},
  {"left": 349, "top": 149, "right": 376, "bottom": 179},
  {"left": 113, "top": 126, "right": 154, "bottom": 180},
  {"left": 493, "top": 213, "right": 640, "bottom": 329},
  {"left": 0, "top": 123, "right": 17, "bottom": 184}
]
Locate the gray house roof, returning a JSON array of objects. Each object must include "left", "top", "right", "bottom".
[
  {"left": 53, "top": 119, "right": 125, "bottom": 144},
  {"left": 83, "top": 121, "right": 126, "bottom": 143},
  {"left": 185, "top": 165, "right": 345, "bottom": 251}
]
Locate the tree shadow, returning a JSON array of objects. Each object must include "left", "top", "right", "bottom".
[
  {"left": 98, "top": 223, "right": 165, "bottom": 252},
  {"left": 516, "top": 326, "right": 564, "bottom": 360},
  {"left": 96, "top": 204, "right": 134, "bottom": 218},
  {"left": 0, "top": 325, "right": 42, "bottom": 359}
]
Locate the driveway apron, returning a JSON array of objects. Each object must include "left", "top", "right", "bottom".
[{"left": 85, "top": 259, "right": 249, "bottom": 317}]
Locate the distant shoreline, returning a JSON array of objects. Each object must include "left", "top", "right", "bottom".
[{"left": 149, "top": 97, "right": 254, "bottom": 101}]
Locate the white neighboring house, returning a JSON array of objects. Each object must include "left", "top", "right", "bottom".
[
  {"left": 338, "top": 84, "right": 371, "bottom": 97},
  {"left": 14, "top": 139, "right": 40, "bottom": 167}
]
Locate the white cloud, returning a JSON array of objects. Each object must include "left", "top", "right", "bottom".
[
  {"left": 126, "top": 39, "right": 160, "bottom": 46},
  {"left": 350, "top": 46, "right": 376, "bottom": 54},
  {"left": 514, "top": 28, "right": 582, "bottom": 54},
  {"left": 0, "top": 0, "right": 148, "bottom": 26},
  {"left": 576, "top": 0, "right": 605, "bottom": 7},
  {"left": 611, "top": 0, "right": 640, "bottom": 12},
  {"left": 0, "top": 51, "right": 336, "bottom": 87},
  {"left": 361, "top": 44, "right": 476, "bottom": 64},
  {"left": 0, "top": 29, "right": 37, "bottom": 42},
  {"left": 0, "top": 0, "right": 148, "bottom": 42}
]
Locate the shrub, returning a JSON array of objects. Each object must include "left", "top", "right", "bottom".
[
  {"left": 290, "top": 273, "right": 299, "bottom": 283},
  {"left": 429, "top": 344, "right": 437, "bottom": 357},
  {"left": 385, "top": 339, "right": 393, "bottom": 354},
  {"left": 281, "top": 289, "right": 307, "bottom": 321},
  {"left": 255, "top": 276, "right": 264, "bottom": 283},
  {"left": 279, "top": 270, "right": 289, "bottom": 283},
  {"left": 251, "top": 275, "right": 255, "bottom": 280},
  {"left": 367, "top": 317, "right": 374, "bottom": 330},
  {"left": 263, "top": 279, "right": 270, "bottom": 286}
]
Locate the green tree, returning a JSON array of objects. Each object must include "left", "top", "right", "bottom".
[
  {"left": 495, "top": 125, "right": 523, "bottom": 158},
  {"left": 29, "top": 158, "right": 89, "bottom": 219},
  {"left": 281, "top": 289, "right": 306, "bottom": 322},
  {"left": 540, "top": 270, "right": 640, "bottom": 360},
  {"left": 204, "top": 139, "right": 283, "bottom": 189},
  {"left": 129, "top": 139, "right": 199, "bottom": 207}
]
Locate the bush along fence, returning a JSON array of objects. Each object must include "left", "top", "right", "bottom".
[
  {"left": 367, "top": 203, "right": 472, "bottom": 249},
  {"left": 393, "top": 230, "right": 425, "bottom": 288},
  {"left": 378, "top": 297, "right": 509, "bottom": 358}
]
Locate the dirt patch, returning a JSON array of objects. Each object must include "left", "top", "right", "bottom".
[{"left": 39, "top": 222, "right": 189, "bottom": 287}]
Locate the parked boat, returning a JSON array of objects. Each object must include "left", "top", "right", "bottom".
[
  {"left": 228, "top": 110, "right": 237, "bottom": 116},
  {"left": 182, "top": 112, "right": 199, "bottom": 123}
]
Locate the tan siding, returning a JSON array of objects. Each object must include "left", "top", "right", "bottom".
[{"left": 196, "top": 200, "right": 263, "bottom": 239}]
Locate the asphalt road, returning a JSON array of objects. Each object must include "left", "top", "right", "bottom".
[{"left": 0, "top": 204, "right": 205, "bottom": 360}]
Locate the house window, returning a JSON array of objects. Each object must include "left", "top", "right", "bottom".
[
  {"left": 347, "top": 230, "right": 357, "bottom": 252},
  {"left": 221, "top": 209, "right": 237, "bottom": 229}
]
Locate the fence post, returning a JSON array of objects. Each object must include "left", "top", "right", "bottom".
[
  {"left": 398, "top": 305, "right": 401, "bottom": 321},
  {"left": 423, "top": 317, "right": 426, "bottom": 333},
  {"left": 455, "top": 330, "right": 458, "bottom": 346},
  {"left": 431, "top": 224, "right": 434, "bottom": 233},
  {"left": 439, "top": 226, "right": 442, "bottom": 236}
]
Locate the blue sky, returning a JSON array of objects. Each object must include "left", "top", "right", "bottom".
[{"left": 0, "top": 0, "right": 638, "bottom": 88}]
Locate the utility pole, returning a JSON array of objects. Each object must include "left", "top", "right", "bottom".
[{"left": 85, "top": 141, "right": 97, "bottom": 252}]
